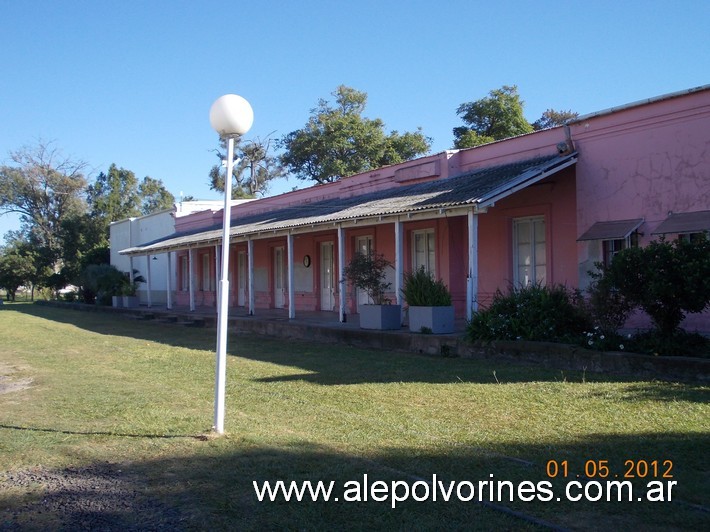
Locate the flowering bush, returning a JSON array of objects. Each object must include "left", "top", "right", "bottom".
[{"left": 467, "top": 283, "right": 591, "bottom": 342}]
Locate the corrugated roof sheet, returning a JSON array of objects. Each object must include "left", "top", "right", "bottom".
[
  {"left": 121, "top": 152, "right": 576, "bottom": 255},
  {"left": 652, "top": 210, "right": 710, "bottom": 235},
  {"left": 577, "top": 219, "right": 644, "bottom": 241}
]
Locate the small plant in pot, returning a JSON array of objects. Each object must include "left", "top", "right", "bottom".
[
  {"left": 121, "top": 270, "right": 146, "bottom": 308},
  {"left": 402, "top": 266, "right": 455, "bottom": 333},
  {"left": 343, "top": 251, "right": 401, "bottom": 330}
]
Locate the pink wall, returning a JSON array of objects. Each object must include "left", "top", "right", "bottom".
[
  {"left": 165, "top": 87, "right": 708, "bottom": 330},
  {"left": 571, "top": 89, "right": 710, "bottom": 289},
  {"left": 475, "top": 166, "right": 578, "bottom": 307}
]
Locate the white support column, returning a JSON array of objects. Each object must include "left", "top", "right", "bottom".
[
  {"left": 394, "top": 219, "right": 404, "bottom": 325},
  {"left": 166, "top": 251, "right": 173, "bottom": 310},
  {"left": 129, "top": 256, "right": 134, "bottom": 283},
  {"left": 188, "top": 247, "right": 196, "bottom": 312},
  {"left": 215, "top": 244, "right": 221, "bottom": 309},
  {"left": 146, "top": 255, "right": 152, "bottom": 308},
  {"left": 287, "top": 233, "right": 295, "bottom": 319},
  {"left": 337, "top": 224, "right": 346, "bottom": 323},
  {"left": 467, "top": 209, "right": 479, "bottom": 321},
  {"left": 248, "top": 238, "right": 255, "bottom": 316}
]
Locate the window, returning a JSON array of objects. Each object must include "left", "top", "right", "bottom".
[
  {"left": 678, "top": 232, "right": 706, "bottom": 244},
  {"left": 513, "top": 217, "right": 546, "bottom": 286},
  {"left": 201, "top": 253, "right": 211, "bottom": 291},
  {"left": 180, "top": 255, "right": 189, "bottom": 291},
  {"left": 412, "top": 229, "right": 436, "bottom": 276},
  {"left": 602, "top": 232, "right": 638, "bottom": 266}
]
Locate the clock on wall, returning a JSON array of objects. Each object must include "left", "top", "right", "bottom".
[{"left": 303, "top": 254, "right": 311, "bottom": 268}]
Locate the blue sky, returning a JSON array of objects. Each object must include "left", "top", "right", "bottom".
[{"left": 1, "top": 0, "right": 708, "bottom": 238}]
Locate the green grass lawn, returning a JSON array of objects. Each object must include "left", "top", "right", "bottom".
[{"left": 0, "top": 303, "right": 708, "bottom": 530}]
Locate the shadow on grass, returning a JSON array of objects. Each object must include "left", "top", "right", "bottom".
[
  {"left": 0, "top": 424, "right": 207, "bottom": 440},
  {"left": 1, "top": 431, "right": 708, "bottom": 531},
  {"left": 6, "top": 303, "right": 710, "bottom": 398}
]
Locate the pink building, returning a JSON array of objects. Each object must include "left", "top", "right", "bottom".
[{"left": 120, "top": 85, "right": 710, "bottom": 331}]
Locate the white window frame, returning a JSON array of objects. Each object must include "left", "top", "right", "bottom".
[
  {"left": 201, "top": 253, "right": 211, "bottom": 291},
  {"left": 512, "top": 216, "right": 546, "bottom": 286},
  {"left": 412, "top": 229, "right": 436, "bottom": 277},
  {"left": 180, "top": 255, "right": 189, "bottom": 291},
  {"left": 602, "top": 232, "right": 639, "bottom": 266}
]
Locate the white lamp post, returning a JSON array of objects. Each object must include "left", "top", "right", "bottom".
[{"left": 209, "top": 93, "right": 254, "bottom": 434}]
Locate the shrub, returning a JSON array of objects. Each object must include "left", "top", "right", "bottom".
[
  {"left": 598, "top": 236, "right": 710, "bottom": 336},
  {"left": 80, "top": 264, "right": 128, "bottom": 305},
  {"left": 342, "top": 251, "right": 392, "bottom": 305},
  {"left": 626, "top": 330, "right": 710, "bottom": 358},
  {"left": 467, "top": 283, "right": 591, "bottom": 342},
  {"left": 402, "top": 266, "right": 452, "bottom": 306}
]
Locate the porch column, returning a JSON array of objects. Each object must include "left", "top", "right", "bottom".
[
  {"left": 188, "top": 247, "right": 196, "bottom": 312},
  {"left": 129, "top": 256, "right": 134, "bottom": 283},
  {"left": 215, "top": 244, "right": 221, "bottom": 308},
  {"left": 248, "top": 238, "right": 255, "bottom": 316},
  {"left": 146, "top": 255, "right": 152, "bottom": 308},
  {"left": 337, "top": 224, "right": 346, "bottom": 323},
  {"left": 467, "top": 209, "right": 479, "bottom": 320},
  {"left": 166, "top": 251, "right": 173, "bottom": 310},
  {"left": 287, "top": 233, "right": 295, "bottom": 319},
  {"left": 394, "top": 219, "right": 404, "bottom": 325}
]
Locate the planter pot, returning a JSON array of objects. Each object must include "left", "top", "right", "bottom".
[
  {"left": 123, "top": 295, "right": 140, "bottom": 308},
  {"left": 408, "top": 305, "right": 455, "bottom": 334},
  {"left": 359, "top": 304, "right": 402, "bottom": 330},
  {"left": 112, "top": 295, "right": 123, "bottom": 308}
]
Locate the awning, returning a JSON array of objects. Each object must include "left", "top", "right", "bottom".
[
  {"left": 652, "top": 210, "right": 710, "bottom": 235},
  {"left": 121, "top": 152, "right": 577, "bottom": 256},
  {"left": 577, "top": 219, "right": 644, "bottom": 241}
]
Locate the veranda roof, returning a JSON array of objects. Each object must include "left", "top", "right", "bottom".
[
  {"left": 577, "top": 219, "right": 644, "bottom": 241},
  {"left": 651, "top": 210, "right": 710, "bottom": 235},
  {"left": 120, "top": 152, "right": 577, "bottom": 256}
]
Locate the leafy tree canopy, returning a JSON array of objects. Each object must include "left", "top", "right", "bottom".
[
  {"left": 280, "top": 85, "right": 431, "bottom": 184},
  {"left": 209, "top": 135, "right": 284, "bottom": 198},
  {"left": 0, "top": 141, "right": 88, "bottom": 266},
  {"left": 453, "top": 86, "right": 579, "bottom": 148},
  {"left": 532, "top": 108, "right": 579, "bottom": 130},
  {"left": 0, "top": 240, "right": 40, "bottom": 301},
  {"left": 453, "top": 85, "right": 533, "bottom": 148},
  {"left": 87, "top": 164, "right": 175, "bottom": 223}
]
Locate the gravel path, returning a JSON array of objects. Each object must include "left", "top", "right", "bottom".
[{"left": 0, "top": 463, "right": 186, "bottom": 531}]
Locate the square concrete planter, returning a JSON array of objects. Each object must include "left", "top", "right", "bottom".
[
  {"left": 359, "top": 304, "right": 402, "bottom": 330},
  {"left": 408, "top": 305, "right": 455, "bottom": 334},
  {"left": 123, "top": 295, "right": 140, "bottom": 308}
]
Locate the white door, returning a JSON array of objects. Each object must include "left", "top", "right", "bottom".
[
  {"left": 355, "top": 236, "right": 373, "bottom": 309},
  {"left": 274, "top": 246, "right": 285, "bottom": 308},
  {"left": 237, "top": 251, "right": 246, "bottom": 306},
  {"left": 320, "top": 241, "right": 335, "bottom": 311}
]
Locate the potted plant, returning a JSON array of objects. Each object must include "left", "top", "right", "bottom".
[
  {"left": 402, "top": 266, "right": 455, "bottom": 333},
  {"left": 343, "top": 251, "right": 401, "bottom": 330},
  {"left": 121, "top": 270, "right": 146, "bottom": 308}
]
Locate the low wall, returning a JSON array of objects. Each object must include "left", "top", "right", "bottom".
[{"left": 32, "top": 301, "right": 710, "bottom": 383}]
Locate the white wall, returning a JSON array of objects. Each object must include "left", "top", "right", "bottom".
[{"left": 110, "top": 211, "right": 176, "bottom": 305}]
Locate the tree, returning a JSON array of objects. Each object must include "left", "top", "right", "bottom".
[
  {"left": 453, "top": 85, "right": 533, "bottom": 148},
  {"left": 209, "top": 135, "right": 284, "bottom": 198},
  {"left": 87, "top": 164, "right": 174, "bottom": 222},
  {"left": 86, "top": 164, "right": 142, "bottom": 223},
  {"left": 280, "top": 85, "right": 431, "bottom": 184},
  {"left": 532, "top": 109, "right": 579, "bottom": 130},
  {"left": 138, "top": 176, "right": 175, "bottom": 214},
  {"left": 0, "top": 241, "right": 38, "bottom": 301},
  {"left": 0, "top": 141, "right": 88, "bottom": 269}
]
